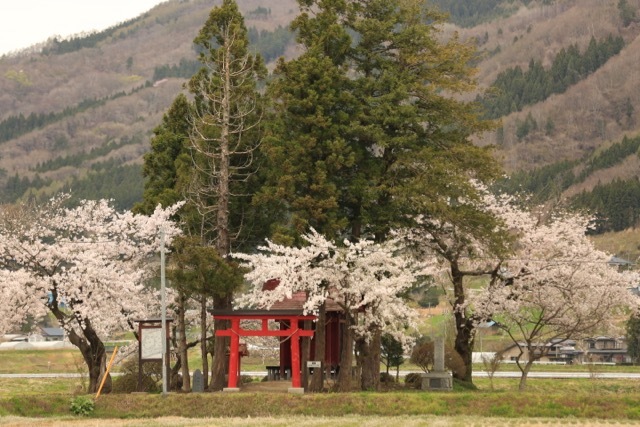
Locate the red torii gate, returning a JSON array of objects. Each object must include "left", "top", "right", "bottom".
[{"left": 213, "top": 310, "right": 316, "bottom": 389}]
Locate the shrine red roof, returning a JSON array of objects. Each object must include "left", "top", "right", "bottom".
[
  {"left": 269, "top": 291, "right": 342, "bottom": 312},
  {"left": 261, "top": 279, "right": 342, "bottom": 312}
]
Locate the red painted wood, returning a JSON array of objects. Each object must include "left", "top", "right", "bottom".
[
  {"left": 290, "top": 317, "right": 301, "bottom": 388},
  {"left": 227, "top": 318, "right": 240, "bottom": 388},
  {"left": 214, "top": 314, "right": 315, "bottom": 321},
  {"left": 216, "top": 329, "right": 314, "bottom": 337},
  {"left": 212, "top": 312, "right": 320, "bottom": 389}
]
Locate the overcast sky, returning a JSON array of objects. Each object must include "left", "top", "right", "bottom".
[{"left": 0, "top": 0, "right": 168, "bottom": 56}]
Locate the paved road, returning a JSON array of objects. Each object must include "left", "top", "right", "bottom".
[
  {"left": 3, "top": 371, "right": 640, "bottom": 379},
  {"left": 472, "top": 371, "right": 640, "bottom": 379}
]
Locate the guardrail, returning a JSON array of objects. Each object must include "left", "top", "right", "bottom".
[{"left": 501, "top": 360, "right": 567, "bottom": 365}]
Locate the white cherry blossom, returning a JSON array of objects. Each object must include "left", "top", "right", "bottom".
[{"left": 0, "top": 195, "right": 183, "bottom": 392}]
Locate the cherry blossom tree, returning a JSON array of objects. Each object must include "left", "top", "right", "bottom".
[
  {"left": 397, "top": 184, "right": 515, "bottom": 383},
  {"left": 234, "top": 229, "right": 425, "bottom": 391},
  {"left": 0, "top": 195, "right": 182, "bottom": 393},
  {"left": 473, "top": 209, "right": 639, "bottom": 391}
]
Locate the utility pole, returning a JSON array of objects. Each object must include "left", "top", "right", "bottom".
[{"left": 161, "top": 228, "right": 168, "bottom": 396}]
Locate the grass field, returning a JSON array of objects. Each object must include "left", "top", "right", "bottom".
[
  {"left": 3, "top": 349, "right": 640, "bottom": 425},
  {"left": 2, "top": 380, "right": 640, "bottom": 425},
  {"left": 3, "top": 369, "right": 640, "bottom": 424},
  {"left": 3, "top": 347, "right": 640, "bottom": 375}
]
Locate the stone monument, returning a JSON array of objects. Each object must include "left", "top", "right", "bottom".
[
  {"left": 421, "top": 336, "right": 453, "bottom": 391},
  {"left": 192, "top": 369, "right": 204, "bottom": 393}
]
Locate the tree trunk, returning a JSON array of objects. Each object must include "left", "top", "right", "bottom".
[
  {"left": 170, "top": 355, "right": 182, "bottom": 390},
  {"left": 337, "top": 312, "right": 354, "bottom": 391},
  {"left": 215, "top": 30, "right": 232, "bottom": 260},
  {"left": 355, "top": 336, "right": 364, "bottom": 387},
  {"left": 50, "top": 294, "right": 108, "bottom": 394},
  {"left": 176, "top": 292, "right": 191, "bottom": 392},
  {"left": 451, "top": 263, "right": 475, "bottom": 383},
  {"left": 518, "top": 360, "right": 534, "bottom": 391},
  {"left": 360, "top": 329, "right": 381, "bottom": 391},
  {"left": 200, "top": 295, "right": 209, "bottom": 388},
  {"left": 309, "top": 303, "right": 326, "bottom": 392},
  {"left": 66, "top": 319, "right": 107, "bottom": 394},
  {"left": 301, "top": 320, "right": 312, "bottom": 391},
  {"left": 209, "top": 44, "right": 232, "bottom": 392},
  {"left": 210, "top": 294, "right": 231, "bottom": 391},
  {"left": 453, "top": 313, "right": 475, "bottom": 382}
]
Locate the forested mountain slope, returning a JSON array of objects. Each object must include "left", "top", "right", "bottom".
[
  {"left": 456, "top": 0, "right": 640, "bottom": 241},
  {"left": 0, "top": 0, "right": 298, "bottom": 207},
  {"left": 463, "top": 0, "right": 640, "bottom": 171},
  {"left": 0, "top": 0, "right": 639, "bottom": 244}
]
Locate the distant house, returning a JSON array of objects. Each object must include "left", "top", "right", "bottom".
[
  {"left": 609, "top": 256, "right": 634, "bottom": 270},
  {"left": 500, "top": 339, "right": 580, "bottom": 364},
  {"left": 39, "top": 327, "right": 64, "bottom": 342},
  {"left": 581, "top": 336, "right": 631, "bottom": 364},
  {"left": 499, "top": 336, "right": 631, "bottom": 365}
]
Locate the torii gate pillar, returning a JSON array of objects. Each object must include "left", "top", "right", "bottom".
[{"left": 213, "top": 311, "right": 315, "bottom": 392}]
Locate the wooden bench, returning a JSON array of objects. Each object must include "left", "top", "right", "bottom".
[
  {"left": 266, "top": 366, "right": 280, "bottom": 381},
  {"left": 266, "top": 366, "right": 291, "bottom": 381}
]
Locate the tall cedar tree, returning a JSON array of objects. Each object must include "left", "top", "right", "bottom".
[
  {"left": 263, "top": 0, "right": 500, "bottom": 389},
  {"left": 259, "top": 3, "right": 357, "bottom": 391},
  {"left": 136, "top": 0, "right": 266, "bottom": 391},
  {"left": 136, "top": 94, "right": 192, "bottom": 215},
  {"left": 349, "top": 2, "right": 499, "bottom": 388},
  {"left": 260, "top": 0, "right": 356, "bottom": 242},
  {"left": 188, "top": 0, "right": 266, "bottom": 391}
]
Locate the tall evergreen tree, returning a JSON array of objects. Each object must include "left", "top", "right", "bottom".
[
  {"left": 262, "top": 0, "right": 501, "bottom": 389},
  {"left": 136, "top": 0, "right": 266, "bottom": 391},
  {"left": 188, "top": 0, "right": 266, "bottom": 391},
  {"left": 258, "top": 0, "right": 360, "bottom": 392},
  {"left": 350, "top": 0, "right": 500, "bottom": 389},
  {"left": 260, "top": 0, "right": 356, "bottom": 243},
  {"left": 136, "top": 94, "right": 192, "bottom": 215}
]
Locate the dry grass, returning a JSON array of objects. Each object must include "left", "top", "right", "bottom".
[
  {"left": 591, "top": 229, "right": 640, "bottom": 262},
  {"left": 0, "top": 350, "right": 84, "bottom": 375},
  {"left": 1, "top": 415, "right": 638, "bottom": 427}
]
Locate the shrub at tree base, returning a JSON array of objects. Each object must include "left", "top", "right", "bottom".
[
  {"left": 241, "top": 375, "right": 255, "bottom": 384},
  {"left": 379, "top": 372, "right": 395, "bottom": 384},
  {"left": 69, "top": 395, "right": 95, "bottom": 416},
  {"left": 112, "top": 358, "right": 162, "bottom": 393},
  {"left": 404, "top": 372, "right": 422, "bottom": 389},
  {"left": 410, "top": 341, "right": 466, "bottom": 379}
]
